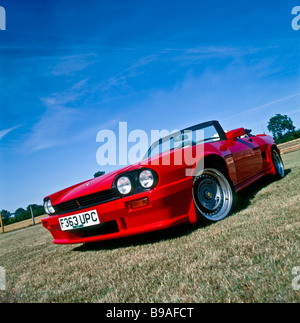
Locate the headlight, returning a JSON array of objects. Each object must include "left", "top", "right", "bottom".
[
  {"left": 44, "top": 200, "right": 50, "bottom": 214},
  {"left": 139, "top": 170, "right": 154, "bottom": 188},
  {"left": 47, "top": 200, "right": 55, "bottom": 214},
  {"left": 117, "top": 176, "right": 132, "bottom": 195},
  {"left": 44, "top": 199, "right": 55, "bottom": 214}
]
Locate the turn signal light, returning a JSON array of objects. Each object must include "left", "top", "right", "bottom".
[{"left": 126, "top": 197, "right": 149, "bottom": 210}]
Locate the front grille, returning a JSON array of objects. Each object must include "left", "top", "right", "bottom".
[
  {"left": 54, "top": 189, "right": 120, "bottom": 214},
  {"left": 55, "top": 200, "right": 79, "bottom": 214},
  {"left": 78, "top": 190, "right": 118, "bottom": 207}
]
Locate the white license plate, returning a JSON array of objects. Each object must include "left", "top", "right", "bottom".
[{"left": 59, "top": 210, "right": 100, "bottom": 231}]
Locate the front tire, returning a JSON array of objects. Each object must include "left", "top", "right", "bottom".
[{"left": 193, "top": 168, "right": 235, "bottom": 222}]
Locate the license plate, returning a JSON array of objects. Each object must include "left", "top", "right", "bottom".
[{"left": 59, "top": 210, "right": 100, "bottom": 231}]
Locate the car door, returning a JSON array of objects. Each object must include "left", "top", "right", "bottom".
[{"left": 227, "top": 137, "right": 263, "bottom": 182}]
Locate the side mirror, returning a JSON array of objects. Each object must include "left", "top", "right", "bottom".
[{"left": 226, "top": 127, "right": 245, "bottom": 140}]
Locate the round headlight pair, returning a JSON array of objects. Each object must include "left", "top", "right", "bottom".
[
  {"left": 116, "top": 169, "right": 155, "bottom": 195},
  {"left": 44, "top": 199, "right": 55, "bottom": 214}
]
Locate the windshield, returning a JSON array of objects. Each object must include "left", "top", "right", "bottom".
[{"left": 144, "top": 122, "right": 223, "bottom": 159}]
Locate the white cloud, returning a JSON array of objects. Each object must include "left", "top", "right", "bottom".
[
  {"left": 221, "top": 91, "right": 300, "bottom": 122},
  {"left": 22, "top": 80, "right": 88, "bottom": 152},
  {"left": 0, "top": 125, "right": 21, "bottom": 141},
  {"left": 23, "top": 105, "right": 82, "bottom": 152},
  {"left": 100, "top": 55, "right": 157, "bottom": 92},
  {"left": 51, "top": 54, "right": 97, "bottom": 76}
]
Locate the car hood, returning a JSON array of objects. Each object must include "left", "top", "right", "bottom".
[{"left": 49, "top": 164, "right": 139, "bottom": 205}]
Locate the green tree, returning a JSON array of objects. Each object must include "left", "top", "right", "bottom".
[
  {"left": 15, "top": 207, "right": 26, "bottom": 217},
  {"left": 0, "top": 209, "right": 11, "bottom": 220},
  {"left": 267, "top": 114, "right": 295, "bottom": 140},
  {"left": 26, "top": 204, "right": 44, "bottom": 216},
  {"left": 26, "top": 204, "right": 39, "bottom": 211}
]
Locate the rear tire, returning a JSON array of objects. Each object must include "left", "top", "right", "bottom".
[
  {"left": 271, "top": 147, "right": 284, "bottom": 179},
  {"left": 193, "top": 167, "right": 235, "bottom": 222}
]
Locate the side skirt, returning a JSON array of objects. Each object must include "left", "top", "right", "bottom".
[{"left": 234, "top": 167, "right": 272, "bottom": 193}]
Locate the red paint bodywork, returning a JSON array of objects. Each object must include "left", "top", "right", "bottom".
[{"left": 42, "top": 122, "right": 280, "bottom": 244}]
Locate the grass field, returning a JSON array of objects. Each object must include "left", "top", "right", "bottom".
[
  {"left": 2, "top": 215, "right": 45, "bottom": 233},
  {"left": 0, "top": 150, "right": 299, "bottom": 303}
]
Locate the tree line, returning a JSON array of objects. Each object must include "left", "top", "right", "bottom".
[
  {"left": 0, "top": 171, "right": 106, "bottom": 227},
  {"left": 0, "top": 204, "right": 45, "bottom": 226},
  {"left": 267, "top": 114, "right": 300, "bottom": 144}
]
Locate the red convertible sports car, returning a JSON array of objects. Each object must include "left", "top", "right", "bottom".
[{"left": 42, "top": 120, "right": 284, "bottom": 244}]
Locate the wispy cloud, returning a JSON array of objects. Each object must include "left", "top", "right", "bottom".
[
  {"left": 158, "top": 45, "right": 248, "bottom": 64},
  {"left": 100, "top": 55, "right": 157, "bottom": 92},
  {"left": 221, "top": 91, "right": 300, "bottom": 122},
  {"left": 51, "top": 54, "right": 97, "bottom": 76},
  {"left": 22, "top": 80, "right": 89, "bottom": 152},
  {"left": 23, "top": 106, "right": 82, "bottom": 152},
  {"left": 160, "top": 45, "right": 240, "bottom": 56},
  {"left": 0, "top": 125, "right": 21, "bottom": 141}
]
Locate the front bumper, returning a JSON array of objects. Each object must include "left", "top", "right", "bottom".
[{"left": 41, "top": 177, "right": 197, "bottom": 244}]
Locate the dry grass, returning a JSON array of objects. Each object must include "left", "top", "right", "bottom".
[
  {"left": 1, "top": 215, "right": 46, "bottom": 233},
  {"left": 0, "top": 151, "right": 299, "bottom": 303}
]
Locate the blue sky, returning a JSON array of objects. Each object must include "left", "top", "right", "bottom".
[{"left": 0, "top": 0, "right": 300, "bottom": 212}]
